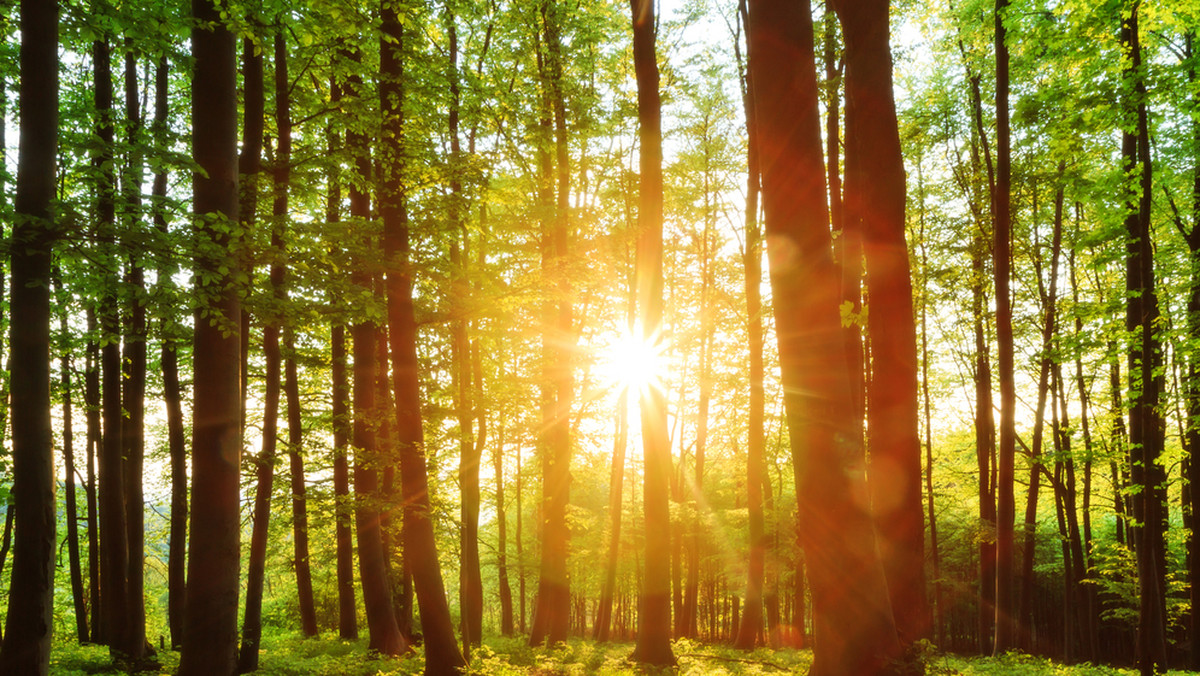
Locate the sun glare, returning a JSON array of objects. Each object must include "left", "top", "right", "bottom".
[{"left": 601, "top": 329, "right": 667, "bottom": 394}]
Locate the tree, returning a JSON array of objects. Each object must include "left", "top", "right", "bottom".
[
  {"left": 628, "top": 0, "right": 675, "bottom": 666},
  {"left": 380, "top": 2, "right": 466, "bottom": 670},
  {"left": 991, "top": 0, "right": 1018, "bottom": 654},
  {"left": 0, "top": 0, "right": 58, "bottom": 671},
  {"left": 746, "top": 0, "right": 901, "bottom": 672},
  {"left": 178, "top": 0, "right": 242, "bottom": 669},
  {"left": 830, "top": 0, "right": 929, "bottom": 646}
]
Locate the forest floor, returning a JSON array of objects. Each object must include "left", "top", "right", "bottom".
[{"left": 48, "top": 633, "right": 1200, "bottom": 675}]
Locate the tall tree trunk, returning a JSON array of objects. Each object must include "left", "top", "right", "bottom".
[
  {"left": 628, "top": 0, "right": 675, "bottom": 667},
  {"left": 497, "top": 366, "right": 515, "bottom": 637},
  {"left": 239, "top": 28, "right": 293, "bottom": 670},
  {"left": 443, "top": 7, "right": 484, "bottom": 653},
  {"left": 84, "top": 313, "right": 102, "bottom": 646},
  {"left": 95, "top": 36, "right": 132, "bottom": 658},
  {"left": 152, "top": 53, "right": 189, "bottom": 652},
  {"left": 748, "top": 0, "right": 900, "bottom": 672},
  {"left": 326, "top": 68, "right": 358, "bottom": 641},
  {"left": 530, "top": 0, "right": 575, "bottom": 647},
  {"left": 286, "top": 336, "right": 318, "bottom": 637},
  {"left": 733, "top": 53, "right": 765, "bottom": 643},
  {"left": 56, "top": 278, "right": 89, "bottom": 643},
  {"left": 991, "top": 0, "right": 1018, "bottom": 654},
  {"left": 917, "top": 161, "right": 944, "bottom": 647},
  {"left": 379, "top": 4, "right": 465, "bottom": 670},
  {"left": 179, "top": 0, "right": 242, "bottom": 670},
  {"left": 832, "top": 0, "right": 929, "bottom": 646},
  {"left": 595, "top": 390, "right": 629, "bottom": 642},
  {"left": 0, "top": 6, "right": 57, "bottom": 666},
  {"left": 343, "top": 42, "right": 408, "bottom": 659},
  {"left": 1123, "top": 5, "right": 1168, "bottom": 673},
  {"left": 120, "top": 45, "right": 148, "bottom": 662}
]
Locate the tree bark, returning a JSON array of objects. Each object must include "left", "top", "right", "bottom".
[
  {"left": 120, "top": 44, "right": 148, "bottom": 662},
  {"left": 991, "top": 0, "right": 1018, "bottom": 655},
  {"left": 628, "top": 0, "right": 676, "bottom": 666},
  {"left": 1123, "top": 5, "right": 1168, "bottom": 673},
  {"left": 747, "top": 0, "right": 901, "bottom": 672},
  {"left": 0, "top": 2, "right": 58, "bottom": 665},
  {"left": 56, "top": 277, "right": 89, "bottom": 643},
  {"left": 151, "top": 53, "right": 189, "bottom": 652},
  {"left": 178, "top": 0, "right": 242, "bottom": 670},
  {"left": 379, "top": 4, "right": 465, "bottom": 669},
  {"left": 832, "top": 0, "right": 929, "bottom": 646}
]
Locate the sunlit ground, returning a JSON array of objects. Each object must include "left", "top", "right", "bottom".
[{"left": 46, "top": 632, "right": 1200, "bottom": 675}]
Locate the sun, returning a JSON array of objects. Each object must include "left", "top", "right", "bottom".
[{"left": 599, "top": 327, "right": 667, "bottom": 394}]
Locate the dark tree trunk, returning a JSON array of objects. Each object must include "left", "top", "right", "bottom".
[
  {"left": 595, "top": 390, "right": 628, "bottom": 642},
  {"left": 57, "top": 279, "right": 89, "bottom": 643},
  {"left": 628, "top": 0, "right": 675, "bottom": 666},
  {"left": 1123, "top": 6, "right": 1168, "bottom": 674},
  {"left": 992, "top": 0, "right": 1018, "bottom": 655},
  {"left": 378, "top": 6, "right": 464, "bottom": 669},
  {"left": 832, "top": 0, "right": 929, "bottom": 646},
  {"left": 152, "top": 53, "right": 189, "bottom": 652},
  {"left": 120, "top": 45, "right": 148, "bottom": 662},
  {"left": 237, "top": 32, "right": 264, "bottom": 432},
  {"left": 0, "top": 5, "right": 57, "bottom": 663},
  {"left": 326, "top": 69, "right": 358, "bottom": 641},
  {"left": 95, "top": 36, "right": 132, "bottom": 659},
  {"left": 529, "top": 0, "right": 575, "bottom": 648},
  {"left": 286, "top": 334, "right": 318, "bottom": 637},
  {"left": 497, "top": 367, "right": 515, "bottom": 637},
  {"left": 343, "top": 40, "right": 408, "bottom": 659},
  {"left": 178, "top": 0, "right": 242, "bottom": 670},
  {"left": 747, "top": 0, "right": 901, "bottom": 672},
  {"left": 85, "top": 314, "right": 102, "bottom": 646}
]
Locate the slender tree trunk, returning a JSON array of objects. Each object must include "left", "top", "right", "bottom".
[
  {"left": 748, "top": 0, "right": 900, "bottom": 672},
  {"left": 94, "top": 36, "right": 133, "bottom": 658},
  {"left": 992, "top": 0, "right": 1018, "bottom": 654},
  {"left": 120, "top": 45, "right": 149, "bottom": 662},
  {"left": 917, "top": 162, "right": 944, "bottom": 647},
  {"left": 56, "top": 278, "right": 89, "bottom": 643},
  {"left": 628, "top": 0, "right": 675, "bottom": 666},
  {"left": 286, "top": 334, "right": 318, "bottom": 637},
  {"left": 179, "top": 0, "right": 242, "bottom": 671},
  {"left": 530, "top": 1, "right": 575, "bottom": 647},
  {"left": 1123, "top": 6, "right": 1168, "bottom": 673},
  {"left": 496, "top": 370, "right": 515, "bottom": 637},
  {"left": 595, "top": 390, "right": 628, "bottom": 642},
  {"left": 324, "top": 68, "right": 358, "bottom": 641},
  {"left": 84, "top": 314, "right": 102, "bottom": 646},
  {"left": 833, "top": 0, "right": 929, "bottom": 645},
  {"left": 151, "top": 53, "right": 189, "bottom": 652},
  {"left": 379, "top": 5, "right": 464, "bottom": 669}
]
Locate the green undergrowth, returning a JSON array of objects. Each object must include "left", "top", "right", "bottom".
[{"left": 45, "top": 632, "right": 1200, "bottom": 675}]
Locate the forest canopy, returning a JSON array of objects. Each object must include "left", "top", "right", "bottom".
[{"left": 0, "top": 0, "right": 1198, "bottom": 674}]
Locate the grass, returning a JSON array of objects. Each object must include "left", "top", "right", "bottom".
[{"left": 45, "top": 632, "right": 1200, "bottom": 675}]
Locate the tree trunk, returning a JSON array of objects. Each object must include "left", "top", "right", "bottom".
[
  {"left": 120, "top": 45, "right": 148, "bottom": 663},
  {"left": 496, "top": 367, "right": 515, "bottom": 637},
  {"left": 286, "top": 333, "right": 318, "bottom": 637},
  {"left": 747, "top": 0, "right": 901, "bottom": 672},
  {"left": 917, "top": 162, "right": 944, "bottom": 647},
  {"left": 0, "top": 6, "right": 57, "bottom": 663},
  {"left": 833, "top": 0, "right": 929, "bottom": 646},
  {"left": 85, "top": 313, "right": 102, "bottom": 646},
  {"left": 628, "top": 0, "right": 675, "bottom": 666},
  {"left": 178, "top": 0, "right": 242, "bottom": 669},
  {"left": 991, "top": 0, "right": 1018, "bottom": 655},
  {"left": 1123, "top": 6, "right": 1168, "bottom": 673},
  {"left": 151, "top": 53, "right": 189, "bottom": 652},
  {"left": 379, "top": 4, "right": 465, "bottom": 670},
  {"left": 595, "top": 390, "right": 628, "bottom": 642},
  {"left": 56, "top": 278, "right": 89, "bottom": 643}
]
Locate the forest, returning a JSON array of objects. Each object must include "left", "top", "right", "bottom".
[{"left": 0, "top": 0, "right": 1198, "bottom": 673}]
